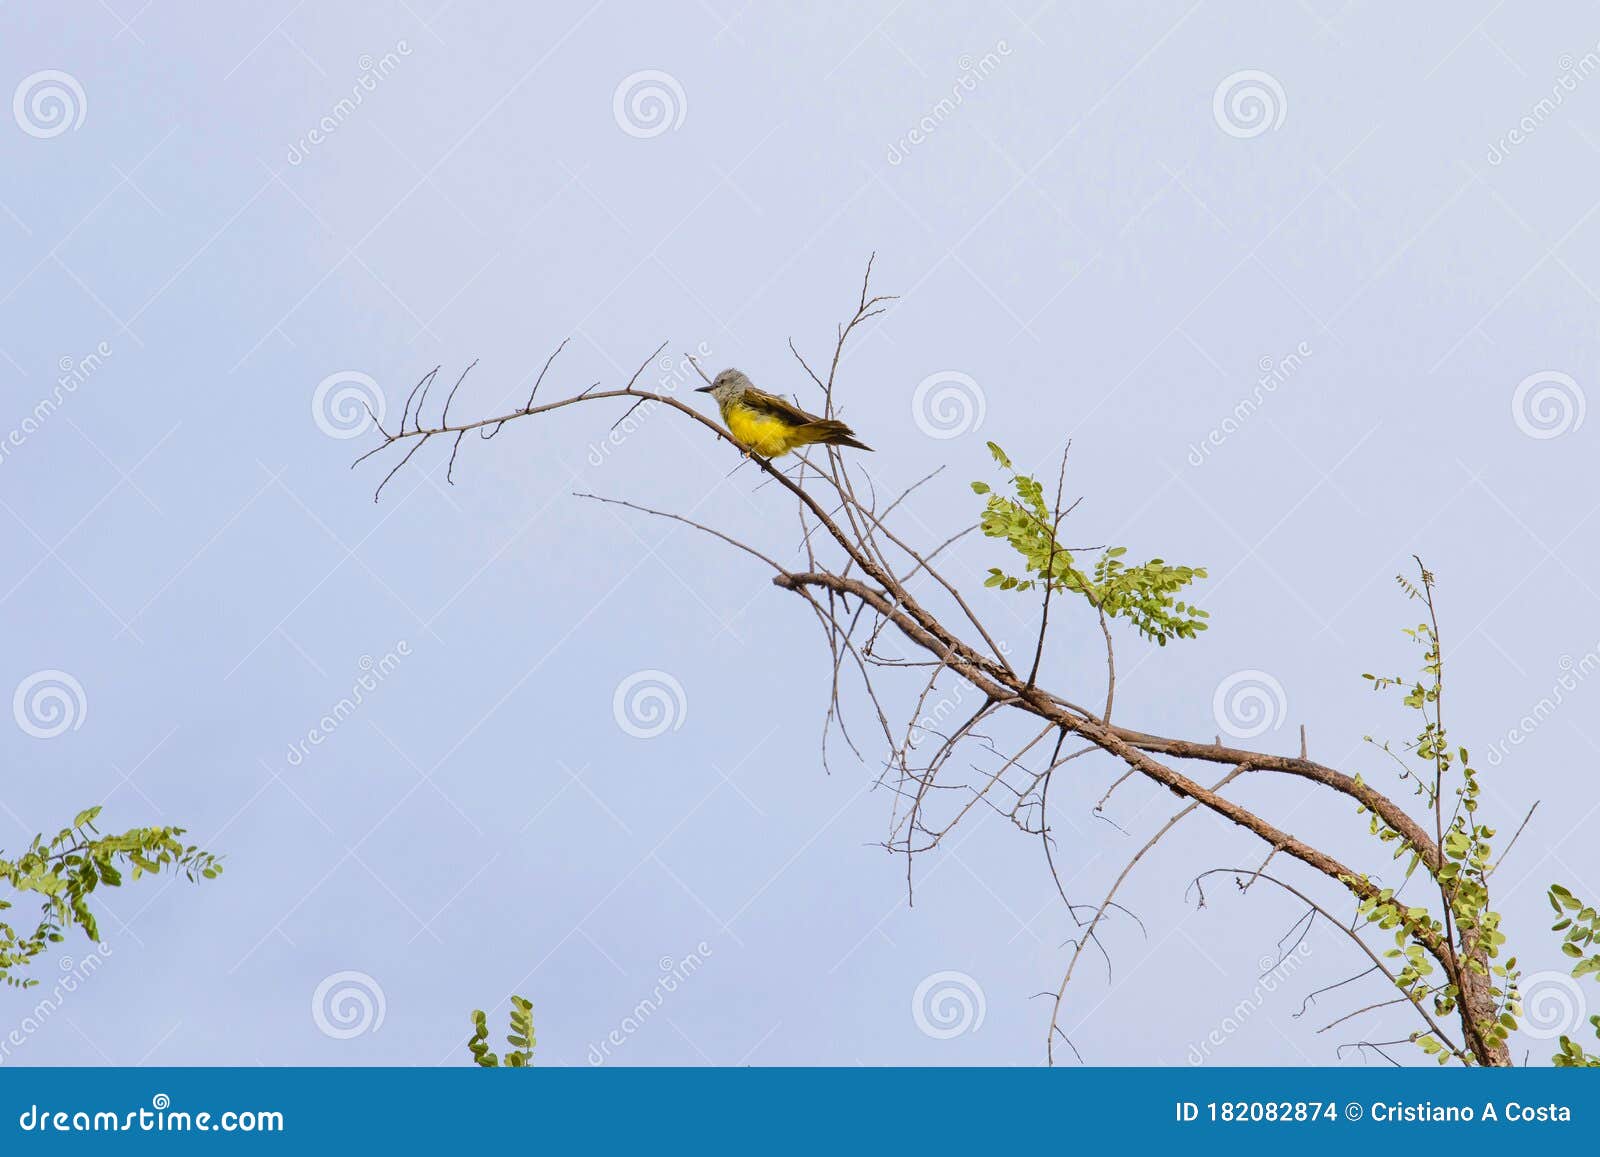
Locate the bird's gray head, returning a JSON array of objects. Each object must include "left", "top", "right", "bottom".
[{"left": 695, "top": 368, "right": 752, "bottom": 404}]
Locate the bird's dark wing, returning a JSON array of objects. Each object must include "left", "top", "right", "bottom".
[{"left": 740, "top": 386, "right": 825, "bottom": 427}]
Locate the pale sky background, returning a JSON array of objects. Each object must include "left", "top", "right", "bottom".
[{"left": 2, "top": 1, "right": 1598, "bottom": 1066}]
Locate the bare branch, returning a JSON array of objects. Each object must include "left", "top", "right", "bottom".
[
  {"left": 1046, "top": 764, "right": 1246, "bottom": 1064},
  {"left": 350, "top": 260, "right": 1517, "bottom": 1068}
]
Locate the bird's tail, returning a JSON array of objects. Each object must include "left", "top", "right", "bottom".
[{"left": 799, "top": 419, "right": 873, "bottom": 452}]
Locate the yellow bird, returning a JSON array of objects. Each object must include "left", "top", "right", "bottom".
[{"left": 695, "top": 369, "right": 872, "bottom": 459}]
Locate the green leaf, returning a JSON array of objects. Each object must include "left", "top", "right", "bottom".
[
  {"left": 0, "top": 810, "right": 222, "bottom": 987},
  {"left": 465, "top": 994, "right": 535, "bottom": 1070}
]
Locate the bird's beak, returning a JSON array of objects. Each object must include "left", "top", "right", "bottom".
[{"left": 694, "top": 384, "right": 715, "bottom": 393}]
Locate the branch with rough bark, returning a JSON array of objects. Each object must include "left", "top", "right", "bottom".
[{"left": 355, "top": 258, "right": 1523, "bottom": 1066}]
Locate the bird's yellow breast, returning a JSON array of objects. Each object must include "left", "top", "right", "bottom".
[{"left": 722, "top": 399, "right": 806, "bottom": 458}]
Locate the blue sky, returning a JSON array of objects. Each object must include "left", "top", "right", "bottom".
[{"left": 2, "top": 1, "right": 1599, "bottom": 1066}]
